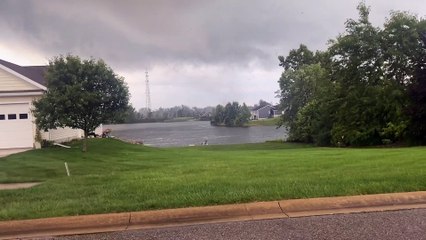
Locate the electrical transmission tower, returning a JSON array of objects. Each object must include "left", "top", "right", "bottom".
[{"left": 145, "top": 70, "right": 151, "bottom": 111}]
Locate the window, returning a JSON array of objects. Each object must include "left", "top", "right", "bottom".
[
  {"left": 0, "top": 114, "right": 4, "bottom": 120},
  {"left": 8, "top": 114, "right": 17, "bottom": 120},
  {"left": 19, "top": 113, "right": 28, "bottom": 119}
]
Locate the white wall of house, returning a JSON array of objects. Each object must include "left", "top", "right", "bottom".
[
  {"left": 0, "top": 102, "right": 33, "bottom": 149},
  {"left": 94, "top": 125, "right": 103, "bottom": 136},
  {"left": 250, "top": 110, "right": 258, "bottom": 120},
  {"left": 42, "top": 128, "right": 84, "bottom": 143},
  {"left": 0, "top": 67, "right": 86, "bottom": 149},
  {"left": 42, "top": 125, "right": 103, "bottom": 143},
  {"left": 0, "top": 95, "right": 40, "bottom": 149},
  {"left": 251, "top": 106, "right": 282, "bottom": 120},
  {"left": 0, "top": 94, "right": 86, "bottom": 148}
]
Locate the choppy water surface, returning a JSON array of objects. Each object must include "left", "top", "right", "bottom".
[{"left": 105, "top": 121, "right": 287, "bottom": 147}]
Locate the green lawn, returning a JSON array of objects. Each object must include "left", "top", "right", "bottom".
[
  {"left": 247, "top": 117, "right": 280, "bottom": 126},
  {"left": 164, "top": 117, "right": 195, "bottom": 122},
  {"left": 0, "top": 139, "right": 425, "bottom": 220}
]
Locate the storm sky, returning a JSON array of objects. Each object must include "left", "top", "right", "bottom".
[{"left": 0, "top": 0, "right": 425, "bottom": 109}]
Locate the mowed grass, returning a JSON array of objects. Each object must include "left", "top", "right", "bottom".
[
  {"left": 246, "top": 117, "right": 280, "bottom": 126},
  {"left": 0, "top": 139, "right": 426, "bottom": 220}
]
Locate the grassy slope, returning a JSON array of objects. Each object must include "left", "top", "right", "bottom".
[
  {"left": 164, "top": 117, "right": 195, "bottom": 122},
  {"left": 0, "top": 139, "right": 425, "bottom": 220},
  {"left": 246, "top": 118, "right": 279, "bottom": 126}
]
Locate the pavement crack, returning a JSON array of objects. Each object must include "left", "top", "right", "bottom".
[
  {"left": 278, "top": 201, "right": 290, "bottom": 218},
  {"left": 125, "top": 212, "right": 132, "bottom": 230}
]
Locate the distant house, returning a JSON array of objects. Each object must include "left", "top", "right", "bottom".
[
  {"left": 0, "top": 59, "right": 101, "bottom": 149},
  {"left": 250, "top": 104, "right": 282, "bottom": 120}
]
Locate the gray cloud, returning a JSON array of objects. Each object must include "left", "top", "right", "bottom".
[
  {"left": 0, "top": 0, "right": 357, "bottom": 69},
  {"left": 0, "top": 0, "right": 425, "bottom": 108}
]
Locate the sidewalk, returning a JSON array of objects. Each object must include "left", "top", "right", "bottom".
[
  {"left": 0, "top": 148, "right": 31, "bottom": 158},
  {"left": 0, "top": 183, "right": 41, "bottom": 191},
  {"left": 1, "top": 191, "right": 426, "bottom": 239}
]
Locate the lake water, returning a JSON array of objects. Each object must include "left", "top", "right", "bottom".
[{"left": 104, "top": 121, "right": 287, "bottom": 147}]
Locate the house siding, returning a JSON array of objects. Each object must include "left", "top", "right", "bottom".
[
  {"left": 42, "top": 126, "right": 104, "bottom": 143},
  {"left": 251, "top": 105, "right": 282, "bottom": 120},
  {"left": 257, "top": 106, "right": 271, "bottom": 119},
  {"left": 0, "top": 68, "right": 40, "bottom": 91},
  {"left": 0, "top": 95, "right": 40, "bottom": 104},
  {"left": 273, "top": 110, "right": 282, "bottom": 118},
  {"left": 0, "top": 60, "right": 99, "bottom": 148}
]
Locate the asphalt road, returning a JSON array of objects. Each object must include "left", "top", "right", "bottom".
[{"left": 51, "top": 209, "right": 426, "bottom": 240}]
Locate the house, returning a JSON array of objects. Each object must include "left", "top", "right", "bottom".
[
  {"left": 0, "top": 59, "right": 87, "bottom": 149},
  {"left": 250, "top": 104, "right": 282, "bottom": 120}
]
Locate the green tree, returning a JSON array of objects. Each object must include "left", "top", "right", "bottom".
[
  {"left": 382, "top": 11, "right": 426, "bottom": 86},
  {"left": 277, "top": 45, "right": 316, "bottom": 129},
  {"left": 123, "top": 105, "right": 142, "bottom": 123},
  {"left": 256, "top": 99, "right": 270, "bottom": 108},
  {"left": 327, "top": 2, "right": 403, "bottom": 146},
  {"left": 278, "top": 60, "right": 333, "bottom": 143},
  {"left": 236, "top": 103, "right": 251, "bottom": 126},
  {"left": 211, "top": 102, "right": 250, "bottom": 127},
  {"left": 33, "top": 55, "right": 130, "bottom": 152},
  {"left": 278, "top": 44, "right": 315, "bottom": 71},
  {"left": 224, "top": 102, "right": 239, "bottom": 127},
  {"left": 212, "top": 104, "right": 225, "bottom": 125},
  {"left": 406, "top": 29, "right": 426, "bottom": 144},
  {"left": 276, "top": 2, "right": 426, "bottom": 146}
]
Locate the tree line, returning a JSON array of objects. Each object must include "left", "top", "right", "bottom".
[
  {"left": 124, "top": 105, "right": 214, "bottom": 123},
  {"left": 211, "top": 102, "right": 251, "bottom": 127},
  {"left": 125, "top": 99, "right": 272, "bottom": 125},
  {"left": 278, "top": 3, "right": 426, "bottom": 146}
]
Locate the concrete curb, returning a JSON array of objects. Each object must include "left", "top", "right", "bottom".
[{"left": 1, "top": 191, "right": 426, "bottom": 239}]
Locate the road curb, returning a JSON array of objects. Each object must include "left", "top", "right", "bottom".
[{"left": 1, "top": 191, "right": 426, "bottom": 239}]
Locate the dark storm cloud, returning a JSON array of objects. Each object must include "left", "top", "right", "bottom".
[
  {"left": 1, "top": 0, "right": 425, "bottom": 108},
  {"left": 0, "top": 0, "right": 362, "bottom": 70}
]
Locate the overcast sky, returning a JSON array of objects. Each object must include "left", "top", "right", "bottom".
[{"left": 0, "top": 0, "right": 425, "bottom": 109}]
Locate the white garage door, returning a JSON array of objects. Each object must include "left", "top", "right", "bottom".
[{"left": 0, "top": 103, "right": 33, "bottom": 149}]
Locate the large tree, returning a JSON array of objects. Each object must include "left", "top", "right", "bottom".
[
  {"left": 277, "top": 3, "right": 426, "bottom": 146},
  {"left": 406, "top": 30, "right": 426, "bottom": 144},
  {"left": 33, "top": 55, "right": 130, "bottom": 152},
  {"left": 328, "top": 5, "right": 426, "bottom": 145},
  {"left": 327, "top": 3, "right": 387, "bottom": 145}
]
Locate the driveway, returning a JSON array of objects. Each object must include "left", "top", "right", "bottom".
[
  {"left": 0, "top": 148, "right": 41, "bottom": 191},
  {"left": 0, "top": 148, "right": 32, "bottom": 158},
  {"left": 0, "top": 182, "right": 41, "bottom": 190}
]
